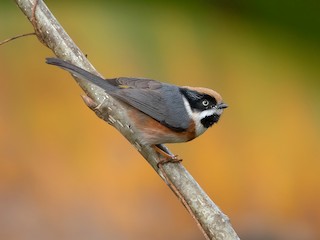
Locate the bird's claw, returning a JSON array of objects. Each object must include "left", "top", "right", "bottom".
[{"left": 157, "top": 155, "right": 183, "bottom": 168}]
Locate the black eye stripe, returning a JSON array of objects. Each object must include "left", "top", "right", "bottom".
[{"left": 180, "top": 88, "right": 217, "bottom": 111}]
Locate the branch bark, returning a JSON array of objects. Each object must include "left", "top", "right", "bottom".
[{"left": 15, "top": 0, "right": 240, "bottom": 239}]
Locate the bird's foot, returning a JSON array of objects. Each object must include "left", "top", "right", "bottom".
[{"left": 153, "top": 144, "right": 183, "bottom": 168}]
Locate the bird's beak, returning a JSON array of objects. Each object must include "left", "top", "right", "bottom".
[{"left": 217, "top": 102, "right": 228, "bottom": 109}]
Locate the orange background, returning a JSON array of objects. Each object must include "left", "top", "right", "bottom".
[{"left": 1, "top": 1, "right": 320, "bottom": 239}]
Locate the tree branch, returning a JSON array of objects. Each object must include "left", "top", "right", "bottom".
[{"left": 14, "top": 0, "right": 240, "bottom": 239}]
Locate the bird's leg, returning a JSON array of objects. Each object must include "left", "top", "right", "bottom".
[{"left": 154, "top": 144, "right": 182, "bottom": 168}]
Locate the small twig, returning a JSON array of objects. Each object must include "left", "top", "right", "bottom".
[
  {"left": 0, "top": 32, "right": 35, "bottom": 46},
  {"left": 1, "top": 0, "right": 39, "bottom": 47}
]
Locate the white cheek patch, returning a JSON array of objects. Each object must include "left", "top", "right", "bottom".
[
  {"left": 199, "top": 108, "right": 216, "bottom": 119},
  {"left": 182, "top": 97, "right": 218, "bottom": 137},
  {"left": 182, "top": 96, "right": 193, "bottom": 117},
  {"left": 193, "top": 109, "right": 216, "bottom": 136}
]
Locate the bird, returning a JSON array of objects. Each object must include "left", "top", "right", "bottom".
[{"left": 46, "top": 58, "right": 228, "bottom": 164}]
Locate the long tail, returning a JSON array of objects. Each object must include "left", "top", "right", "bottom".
[{"left": 46, "top": 58, "right": 115, "bottom": 91}]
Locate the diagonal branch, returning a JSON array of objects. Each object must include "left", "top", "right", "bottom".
[{"left": 14, "top": 0, "right": 240, "bottom": 239}]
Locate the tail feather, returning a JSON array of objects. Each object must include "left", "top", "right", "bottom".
[{"left": 46, "top": 58, "right": 115, "bottom": 91}]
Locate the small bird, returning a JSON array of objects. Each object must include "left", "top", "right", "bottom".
[{"left": 46, "top": 58, "right": 227, "bottom": 164}]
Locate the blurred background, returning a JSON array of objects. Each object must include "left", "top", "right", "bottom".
[{"left": 1, "top": 0, "right": 320, "bottom": 239}]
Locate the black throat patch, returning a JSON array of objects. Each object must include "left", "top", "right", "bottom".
[{"left": 201, "top": 114, "right": 220, "bottom": 128}]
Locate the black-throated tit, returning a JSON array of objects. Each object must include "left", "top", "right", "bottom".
[{"left": 46, "top": 58, "right": 227, "bottom": 162}]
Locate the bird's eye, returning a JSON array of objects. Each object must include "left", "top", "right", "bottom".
[{"left": 202, "top": 99, "right": 209, "bottom": 106}]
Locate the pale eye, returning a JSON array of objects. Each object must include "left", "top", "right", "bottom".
[{"left": 202, "top": 99, "right": 209, "bottom": 106}]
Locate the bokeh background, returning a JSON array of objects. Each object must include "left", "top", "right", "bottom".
[{"left": 1, "top": 0, "right": 320, "bottom": 239}]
